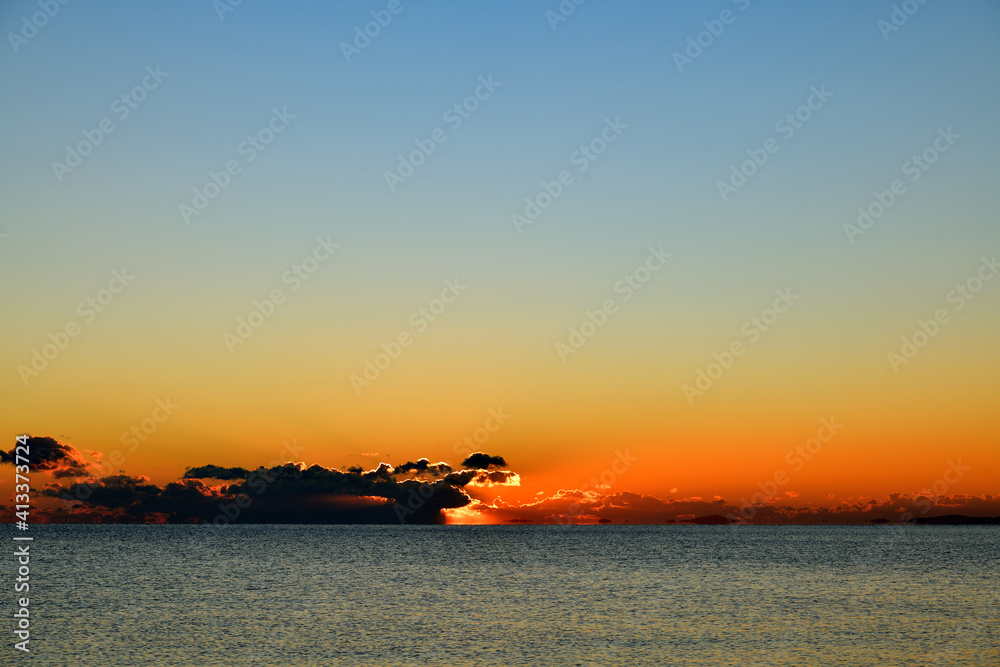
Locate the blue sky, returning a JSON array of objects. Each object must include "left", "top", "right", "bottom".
[{"left": 4, "top": 1, "right": 998, "bottom": 298}]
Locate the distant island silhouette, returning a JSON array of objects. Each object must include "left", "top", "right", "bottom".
[{"left": 913, "top": 515, "right": 1000, "bottom": 525}]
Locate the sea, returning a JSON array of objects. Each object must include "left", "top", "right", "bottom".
[{"left": 11, "top": 524, "right": 999, "bottom": 666}]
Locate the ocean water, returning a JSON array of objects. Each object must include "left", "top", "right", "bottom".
[{"left": 11, "top": 525, "right": 999, "bottom": 666}]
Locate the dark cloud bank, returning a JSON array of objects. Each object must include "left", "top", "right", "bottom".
[
  {"left": 2, "top": 437, "right": 517, "bottom": 524},
  {"left": 3, "top": 436, "right": 999, "bottom": 525}
]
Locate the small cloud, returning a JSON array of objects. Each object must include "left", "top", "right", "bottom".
[
  {"left": 443, "top": 469, "right": 519, "bottom": 487},
  {"left": 467, "top": 471, "right": 520, "bottom": 487},
  {"left": 461, "top": 452, "right": 507, "bottom": 469},
  {"left": 393, "top": 458, "right": 452, "bottom": 477}
]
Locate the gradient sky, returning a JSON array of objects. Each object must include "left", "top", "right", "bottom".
[{"left": 2, "top": 1, "right": 999, "bottom": 521}]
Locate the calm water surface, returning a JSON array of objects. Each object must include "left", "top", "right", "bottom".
[{"left": 12, "top": 525, "right": 1000, "bottom": 665}]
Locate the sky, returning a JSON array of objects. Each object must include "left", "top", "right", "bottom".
[{"left": 2, "top": 0, "right": 999, "bottom": 524}]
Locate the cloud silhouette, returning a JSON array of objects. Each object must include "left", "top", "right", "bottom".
[
  {"left": 392, "top": 458, "right": 452, "bottom": 476},
  {"left": 444, "top": 469, "right": 520, "bottom": 487},
  {"left": 0, "top": 436, "right": 91, "bottom": 478},
  {"left": 41, "top": 456, "right": 476, "bottom": 524},
  {"left": 8, "top": 436, "right": 1000, "bottom": 526},
  {"left": 182, "top": 465, "right": 251, "bottom": 480},
  {"left": 461, "top": 452, "right": 507, "bottom": 469}
]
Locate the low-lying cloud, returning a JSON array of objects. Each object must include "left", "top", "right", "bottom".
[
  {"left": 4, "top": 438, "right": 520, "bottom": 524},
  {"left": 4, "top": 437, "right": 998, "bottom": 525}
]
